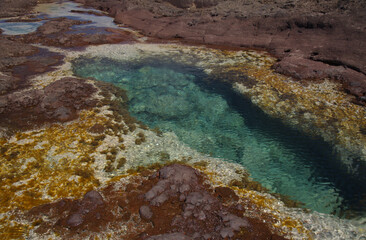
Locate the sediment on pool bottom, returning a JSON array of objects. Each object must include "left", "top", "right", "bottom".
[{"left": 71, "top": 53, "right": 366, "bottom": 217}]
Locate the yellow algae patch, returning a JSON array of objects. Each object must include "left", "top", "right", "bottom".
[
  {"left": 0, "top": 219, "right": 29, "bottom": 240},
  {"left": 0, "top": 109, "right": 121, "bottom": 238},
  {"left": 195, "top": 165, "right": 312, "bottom": 239},
  {"left": 0, "top": 110, "right": 109, "bottom": 213},
  {"left": 72, "top": 43, "right": 366, "bottom": 164},
  {"left": 127, "top": 43, "right": 366, "bottom": 161},
  {"left": 203, "top": 49, "right": 366, "bottom": 163},
  {"left": 166, "top": 44, "right": 366, "bottom": 163}
]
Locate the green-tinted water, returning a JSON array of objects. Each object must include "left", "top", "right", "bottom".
[{"left": 73, "top": 57, "right": 366, "bottom": 217}]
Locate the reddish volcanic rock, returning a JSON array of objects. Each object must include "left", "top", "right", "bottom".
[
  {"left": 0, "top": 36, "right": 64, "bottom": 96},
  {"left": 0, "top": 0, "right": 38, "bottom": 18},
  {"left": 82, "top": 0, "right": 366, "bottom": 104},
  {"left": 24, "top": 164, "right": 287, "bottom": 239},
  {"left": 163, "top": 0, "right": 218, "bottom": 9},
  {"left": 12, "top": 17, "right": 136, "bottom": 48},
  {"left": 37, "top": 18, "right": 91, "bottom": 35},
  {"left": 11, "top": 48, "right": 64, "bottom": 82},
  {"left": 0, "top": 77, "right": 97, "bottom": 132},
  {"left": 273, "top": 56, "right": 366, "bottom": 105},
  {"left": 0, "top": 37, "right": 37, "bottom": 71},
  {"left": 70, "top": 9, "right": 108, "bottom": 16}
]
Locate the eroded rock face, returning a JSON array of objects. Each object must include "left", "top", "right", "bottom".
[
  {"left": 24, "top": 164, "right": 287, "bottom": 239},
  {"left": 0, "top": 77, "right": 97, "bottom": 132}
]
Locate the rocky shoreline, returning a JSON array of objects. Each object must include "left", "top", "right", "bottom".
[
  {"left": 1, "top": 0, "right": 366, "bottom": 105},
  {"left": 24, "top": 164, "right": 288, "bottom": 239},
  {"left": 75, "top": 0, "right": 366, "bottom": 105},
  {"left": 1, "top": 0, "right": 366, "bottom": 239}
]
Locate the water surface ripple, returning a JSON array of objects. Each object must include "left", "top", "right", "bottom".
[{"left": 73, "top": 57, "right": 366, "bottom": 218}]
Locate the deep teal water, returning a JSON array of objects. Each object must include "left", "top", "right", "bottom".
[{"left": 73, "top": 57, "right": 366, "bottom": 218}]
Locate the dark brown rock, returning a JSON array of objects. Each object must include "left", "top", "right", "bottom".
[
  {"left": 165, "top": 0, "right": 195, "bottom": 8},
  {"left": 70, "top": 9, "right": 107, "bottom": 16},
  {"left": 0, "top": 73, "right": 17, "bottom": 95},
  {"left": 146, "top": 233, "right": 191, "bottom": 240},
  {"left": 0, "top": 77, "right": 97, "bottom": 132},
  {"left": 0, "top": 0, "right": 57, "bottom": 18},
  {"left": 163, "top": 0, "right": 218, "bottom": 9},
  {"left": 215, "top": 186, "right": 239, "bottom": 203},
  {"left": 0, "top": 0, "right": 38, "bottom": 18},
  {"left": 273, "top": 56, "right": 366, "bottom": 104},
  {"left": 10, "top": 17, "right": 136, "bottom": 48},
  {"left": 0, "top": 36, "right": 64, "bottom": 98},
  {"left": 81, "top": 0, "right": 366, "bottom": 104},
  {"left": 88, "top": 123, "right": 106, "bottom": 134},
  {"left": 83, "top": 190, "right": 104, "bottom": 206},
  {"left": 139, "top": 205, "right": 153, "bottom": 220},
  {"left": 25, "top": 164, "right": 287, "bottom": 239},
  {"left": 67, "top": 213, "right": 84, "bottom": 227}
]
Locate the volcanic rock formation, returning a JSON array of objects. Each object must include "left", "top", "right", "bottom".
[
  {"left": 25, "top": 164, "right": 287, "bottom": 239},
  {"left": 77, "top": 0, "right": 366, "bottom": 104}
]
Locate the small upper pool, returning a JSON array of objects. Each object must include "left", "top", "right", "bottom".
[
  {"left": 0, "top": 20, "right": 45, "bottom": 35},
  {"left": 72, "top": 56, "right": 366, "bottom": 219},
  {"left": 0, "top": 1, "right": 118, "bottom": 35},
  {"left": 34, "top": 1, "right": 117, "bottom": 29}
]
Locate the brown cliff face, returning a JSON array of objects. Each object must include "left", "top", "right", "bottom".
[{"left": 77, "top": 0, "right": 366, "bottom": 105}]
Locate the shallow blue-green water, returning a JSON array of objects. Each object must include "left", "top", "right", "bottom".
[
  {"left": 73, "top": 57, "right": 366, "bottom": 218},
  {"left": 0, "top": 20, "right": 45, "bottom": 35}
]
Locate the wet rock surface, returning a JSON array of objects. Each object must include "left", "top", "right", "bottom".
[
  {"left": 0, "top": 0, "right": 54, "bottom": 18},
  {"left": 0, "top": 77, "right": 97, "bottom": 132},
  {"left": 0, "top": 35, "right": 64, "bottom": 97},
  {"left": 11, "top": 17, "right": 135, "bottom": 48},
  {"left": 78, "top": 0, "right": 366, "bottom": 104},
  {"left": 25, "top": 164, "right": 287, "bottom": 239},
  {"left": 163, "top": 0, "right": 219, "bottom": 9}
]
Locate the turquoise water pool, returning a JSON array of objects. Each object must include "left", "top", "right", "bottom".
[{"left": 72, "top": 57, "right": 366, "bottom": 218}]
